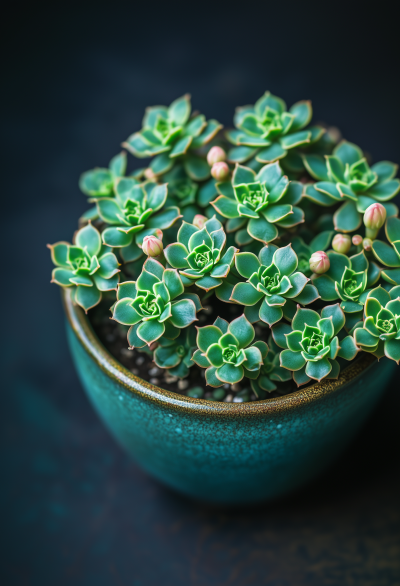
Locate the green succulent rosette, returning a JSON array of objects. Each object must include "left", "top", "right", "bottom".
[
  {"left": 123, "top": 94, "right": 222, "bottom": 180},
  {"left": 164, "top": 217, "right": 237, "bottom": 292},
  {"left": 250, "top": 336, "right": 291, "bottom": 398},
  {"left": 96, "top": 178, "right": 180, "bottom": 263},
  {"left": 78, "top": 151, "right": 132, "bottom": 224},
  {"left": 272, "top": 304, "right": 358, "bottom": 386},
  {"left": 312, "top": 251, "right": 380, "bottom": 318},
  {"left": 164, "top": 165, "right": 198, "bottom": 206},
  {"left": 161, "top": 166, "right": 220, "bottom": 222},
  {"left": 291, "top": 231, "right": 334, "bottom": 277},
  {"left": 49, "top": 222, "right": 120, "bottom": 312},
  {"left": 154, "top": 327, "right": 197, "bottom": 378},
  {"left": 303, "top": 140, "right": 400, "bottom": 232},
  {"left": 79, "top": 151, "right": 143, "bottom": 224},
  {"left": 372, "top": 216, "right": 400, "bottom": 285},
  {"left": 79, "top": 151, "right": 128, "bottom": 199},
  {"left": 230, "top": 244, "right": 319, "bottom": 327},
  {"left": 161, "top": 164, "right": 201, "bottom": 223},
  {"left": 112, "top": 258, "right": 201, "bottom": 348},
  {"left": 192, "top": 315, "right": 263, "bottom": 386},
  {"left": 354, "top": 285, "right": 400, "bottom": 361},
  {"left": 211, "top": 162, "right": 304, "bottom": 246},
  {"left": 226, "top": 91, "right": 324, "bottom": 173}
]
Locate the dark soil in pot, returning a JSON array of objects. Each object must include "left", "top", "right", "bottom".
[{"left": 88, "top": 298, "right": 308, "bottom": 403}]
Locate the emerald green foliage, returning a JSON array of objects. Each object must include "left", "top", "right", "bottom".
[
  {"left": 372, "top": 216, "right": 400, "bottom": 285},
  {"left": 231, "top": 244, "right": 319, "bottom": 326},
  {"left": 154, "top": 328, "right": 197, "bottom": 378},
  {"left": 354, "top": 286, "right": 400, "bottom": 362},
  {"left": 112, "top": 258, "right": 201, "bottom": 347},
  {"left": 79, "top": 152, "right": 130, "bottom": 223},
  {"left": 304, "top": 140, "right": 400, "bottom": 232},
  {"left": 226, "top": 91, "right": 324, "bottom": 173},
  {"left": 192, "top": 315, "right": 263, "bottom": 386},
  {"left": 97, "top": 178, "right": 180, "bottom": 263},
  {"left": 123, "top": 95, "right": 222, "bottom": 180},
  {"left": 49, "top": 222, "right": 120, "bottom": 312},
  {"left": 211, "top": 162, "right": 304, "bottom": 246},
  {"left": 164, "top": 217, "right": 237, "bottom": 291},
  {"left": 274, "top": 304, "right": 358, "bottom": 385},
  {"left": 50, "top": 91, "right": 400, "bottom": 395},
  {"left": 166, "top": 168, "right": 198, "bottom": 207},
  {"left": 250, "top": 336, "right": 291, "bottom": 397},
  {"left": 161, "top": 164, "right": 220, "bottom": 222},
  {"left": 312, "top": 250, "right": 380, "bottom": 313},
  {"left": 79, "top": 151, "right": 128, "bottom": 198}
]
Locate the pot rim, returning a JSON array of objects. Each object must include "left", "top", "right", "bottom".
[{"left": 63, "top": 289, "right": 376, "bottom": 417}]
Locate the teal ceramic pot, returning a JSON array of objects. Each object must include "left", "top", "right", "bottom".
[{"left": 63, "top": 290, "right": 395, "bottom": 505}]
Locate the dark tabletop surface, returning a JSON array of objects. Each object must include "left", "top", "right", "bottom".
[{"left": 2, "top": 5, "right": 400, "bottom": 585}]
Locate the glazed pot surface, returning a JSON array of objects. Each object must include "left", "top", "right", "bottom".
[{"left": 64, "top": 291, "right": 395, "bottom": 504}]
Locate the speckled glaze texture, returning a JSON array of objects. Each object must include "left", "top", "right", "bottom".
[{"left": 63, "top": 290, "right": 395, "bottom": 504}]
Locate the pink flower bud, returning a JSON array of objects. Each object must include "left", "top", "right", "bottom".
[
  {"left": 309, "top": 251, "right": 330, "bottom": 275},
  {"left": 144, "top": 167, "right": 156, "bottom": 180},
  {"left": 363, "top": 203, "right": 386, "bottom": 230},
  {"left": 327, "top": 126, "right": 342, "bottom": 143},
  {"left": 142, "top": 235, "right": 163, "bottom": 257},
  {"left": 332, "top": 233, "right": 351, "bottom": 254},
  {"left": 211, "top": 161, "right": 230, "bottom": 181},
  {"left": 207, "top": 146, "right": 227, "bottom": 166},
  {"left": 193, "top": 214, "right": 208, "bottom": 230},
  {"left": 352, "top": 235, "right": 363, "bottom": 246},
  {"left": 363, "top": 238, "right": 372, "bottom": 252}
]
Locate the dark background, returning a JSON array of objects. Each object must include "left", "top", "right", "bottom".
[{"left": 2, "top": 4, "right": 400, "bottom": 585}]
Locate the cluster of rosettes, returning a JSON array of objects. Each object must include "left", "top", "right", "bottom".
[{"left": 49, "top": 91, "right": 400, "bottom": 399}]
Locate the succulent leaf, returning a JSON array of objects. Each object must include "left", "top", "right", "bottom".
[
  {"left": 111, "top": 260, "right": 199, "bottom": 347},
  {"left": 195, "top": 316, "right": 262, "bottom": 385},
  {"left": 49, "top": 224, "right": 119, "bottom": 311},
  {"left": 227, "top": 91, "right": 319, "bottom": 172}
]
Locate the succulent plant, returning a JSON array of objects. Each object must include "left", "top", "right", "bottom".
[
  {"left": 192, "top": 315, "right": 263, "bottom": 386},
  {"left": 161, "top": 164, "right": 216, "bottom": 223},
  {"left": 79, "top": 151, "right": 128, "bottom": 198},
  {"left": 166, "top": 170, "right": 198, "bottom": 209},
  {"left": 226, "top": 91, "right": 323, "bottom": 172},
  {"left": 96, "top": 178, "right": 180, "bottom": 263},
  {"left": 164, "top": 217, "right": 237, "bottom": 291},
  {"left": 49, "top": 91, "right": 400, "bottom": 402},
  {"left": 49, "top": 222, "right": 120, "bottom": 311},
  {"left": 123, "top": 95, "right": 222, "bottom": 180},
  {"left": 250, "top": 336, "right": 291, "bottom": 398},
  {"left": 312, "top": 251, "right": 380, "bottom": 315},
  {"left": 78, "top": 152, "right": 130, "bottom": 223},
  {"left": 354, "top": 285, "right": 400, "bottom": 362},
  {"left": 112, "top": 258, "right": 201, "bottom": 347},
  {"left": 154, "top": 327, "right": 197, "bottom": 378},
  {"left": 303, "top": 140, "right": 400, "bottom": 232},
  {"left": 372, "top": 216, "right": 400, "bottom": 285},
  {"left": 230, "top": 244, "right": 319, "bottom": 327},
  {"left": 272, "top": 304, "right": 358, "bottom": 385},
  {"left": 211, "top": 162, "right": 304, "bottom": 245}
]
